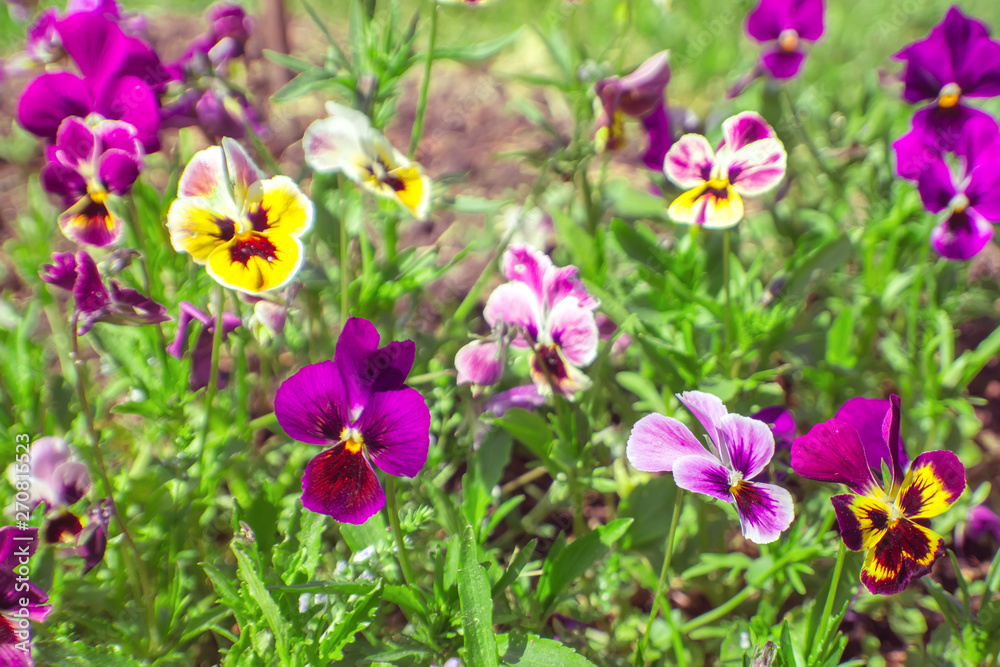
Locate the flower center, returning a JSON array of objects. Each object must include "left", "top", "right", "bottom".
[
  {"left": 950, "top": 193, "right": 970, "bottom": 214},
  {"left": 532, "top": 343, "right": 568, "bottom": 381},
  {"left": 938, "top": 83, "right": 961, "bottom": 108},
  {"left": 728, "top": 469, "right": 745, "bottom": 493},
  {"left": 704, "top": 177, "right": 731, "bottom": 194},
  {"left": 88, "top": 187, "right": 108, "bottom": 204},
  {"left": 340, "top": 427, "right": 365, "bottom": 454},
  {"left": 778, "top": 29, "right": 799, "bottom": 53},
  {"left": 887, "top": 501, "right": 904, "bottom": 527}
]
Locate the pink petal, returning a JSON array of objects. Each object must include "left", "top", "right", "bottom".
[
  {"left": 502, "top": 243, "right": 552, "bottom": 300},
  {"left": 719, "top": 414, "right": 774, "bottom": 479},
  {"left": 484, "top": 281, "right": 542, "bottom": 346},
  {"left": 732, "top": 480, "right": 794, "bottom": 544},
  {"left": 664, "top": 133, "right": 715, "bottom": 188},
  {"left": 727, "top": 137, "right": 787, "bottom": 196},
  {"left": 676, "top": 390, "right": 728, "bottom": 454},
  {"left": 721, "top": 111, "right": 776, "bottom": 154},
  {"left": 626, "top": 413, "right": 712, "bottom": 472},
  {"left": 547, "top": 298, "right": 598, "bottom": 367},
  {"left": 455, "top": 340, "right": 504, "bottom": 386},
  {"left": 672, "top": 454, "right": 732, "bottom": 501}
]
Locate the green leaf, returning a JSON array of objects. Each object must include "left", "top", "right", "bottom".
[
  {"left": 492, "top": 408, "right": 555, "bottom": 462},
  {"left": 319, "top": 581, "right": 384, "bottom": 660},
  {"left": 825, "top": 307, "right": 858, "bottom": 367},
  {"left": 272, "top": 69, "right": 337, "bottom": 103},
  {"left": 459, "top": 525, "right": 499, "bottom": 667},
  {"left": 231, "top": 541, "right": 290, "bottom": 662},
  {"left": 433, "top": 29, "right": 521, "bottom": 62},
  {"left": 491, "top": 538, "right": 538, "bottom": 599},
  {"left": 262, "top": 48, "right": 316, "bottom": 72},
  {"left": 496, "top": 633, "right": 597, "bottom": 666},
  {"left": 536, "top": 518, "right": 633, "bottom": 611}
]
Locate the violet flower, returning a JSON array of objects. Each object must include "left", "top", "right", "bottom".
[
  {"left": 484, "top": 385, "right": 546, "bottom": 417},
  {"left": 959, "top": 504, "right": 1000, "bottom": 550},
  {"left": 274, "top": 318, "right": 429, "bottom": 524},
  {"left": 77, "top": 499, "right": 111, "bottom": 573},
  {"left": 0, "top": 526, "right": 52, "bottom": 667},
  {"left": 455, "top": 339, "right": 504, "bottom": 390},
  {"left": 792, "top": 396, "right": 966, "bottom": 595},
  {"left": 751, "top": 406, "right": 796, "bottom": 452},
  {"left": 894, "top": 6, "right": 1000, "bottom": 151},
  {"left": 16, "top": 10, "right": 168, "bottom": 152},
  {"left": 627, "top": 391, "right": 794, "bottom": 544},
  {"left": 166, "top": 302, "right": 241, "bottom": 391},
  {"left": 13, "top": 437, "right": 90, "bottom": 513},
  {"left": 40, "top": 116, "right": 143, "bottom": 247},
  {"left": 594, "top": 51, "right": 673, "bottom": 170},
  {"left": 746, "top": 0, "right": 824, "bottom": 80},
  {"left": 40, "top": 251, "right": 170, "bottom": 336}
]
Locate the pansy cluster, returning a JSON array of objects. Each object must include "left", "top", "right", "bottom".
[{"left": 893, "top": 6, "right": 1000, "bottom": 261}]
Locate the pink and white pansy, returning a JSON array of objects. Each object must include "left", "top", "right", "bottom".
[
  {"left": 627, "top": 391, "right": 794, "bottom": 544},
  {"left": 663, "top": 111, "right": 787, "bottom": 229},
  {"left": 456, "top": 244, "right": 599, "bottom": 399}
]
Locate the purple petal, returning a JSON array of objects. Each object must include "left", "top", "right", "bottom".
[
  {"left": 966, "top": 148, "right": 1000, "bottom": 220},
  {"left": 956, "top": 34, "right": 1000, "bottom": 98},
  {"left": 195, "top": 89, "right": 245, "bottom": 139},
  {"left": 41, "top": 161, "right": 88, "bottom": 199},
  {"left": 548, "top": 298, "right": 598, "bottom": 367},
  {"left": 484, "top": 281, "right": 542, "bottom": 346},
  {"left": 830, "top": 493, "right": 869, "bottom": 551},
  {"left": 40, "top": 253, "right": 78, "bottom": 290},
  {"left": 732, "top": 480, "right": 794, "bottom": 543},
  {"left": 16, "top": 72, "right": 93, "bottom": 140},
  {"left": 334, "top": 318, "right": 416, "bottom": 413},
  {"left": 791, "top": 0, "right": 824, "bottom": 41},
  {"left": 94, "top": 119, "right": 143, "bottom": 156},
  {"left": 166, "top": 302, "right": 209, "bottom": 358},
  {"left": 274, "top": 360, "right": 348, "bottom": 445},
  {"left": 72, "top": 251, "right": 110, "bottom": 315},
  {"left": 616, "top": 50, "right": 671, "bottom": 118},
  {"left": 105, "top": 281, "right": 171, "bottom": 327},
  {"left": 356, "top": 387, "right": 430, "bottom": 478},
  {"left": 752, "top": 406, "right": 796, "bottom": 449},
  {"left": 57, "top": 11, "right": 127, "bottom": 89},
  {"left": 672, "top": 454, "right": 732, "bottom": 502},
  {"left": 626, "top": 413, "right": 712, "bottom": 472},
  {"left": 835, "top": 397, "right": 908, "bottom": 477},
  {"left": 55, "top": 116, "right": 96, "bottom": 165},
  {"left": 893, "top": 128, "right": 941, "bottom": 181},
  {"left": 52, "top": 460, "right": 91, "bottom": 505},
  {"left": 916, "top": 159, "right": 957, "bottom": 213},
  {"left": 664, "top": 133, "right": 714, "bottom": 188},
  {"left": 542, "top": 265, "right": 598, "bottom": 312},
  {"left": 676, "top": 390, "right": 728, "bottom": 453},
  {"left": 301, "top": 445, "right": 385, "bottom": 524},
  {"left": 98, "top": 149, "right": 141, "bottom": 195},
  {"left": 100, "top": 75, "right": 160, "bottom": 153},
  {"left": 727, "top": 138, "right": 787, "bottom": 196},
  {"left": 964, "top": 505, "right": 1000, "bottom": 545},
  {"left": 761, "top": 48, "right": 806, "bottom": 80},
  {"left": 932, "top": 210, "right": 994, "bottom": 261},
  {"left": 455, "top": 340, "right": 504, "bottom": 387},
  {"left": 640, "top": 101, "right": 673, "bottom": 172},
  {"left": 502, "top": 244, "right": 551, "bottom": 301},
  {"left": 721, "top": 111, "right": 777, "bottom": 154},
  {"left": 484, "top": 384, "right": 546, "bottom": 417},
  {"left": 880, "top": 395, "right": 905, "bottom": 486},
  {"left": 719, "top": 414, "right": 774, "bottom": 479},
  {"left": 59, "top": 196, "right": 122, "bottom": 248},
  {"left": 0, "top": 526, "right": 38, "bottom": 571},
  {"left": 912, "top": 103, "right": 994, "bottom": 154},
  {"left": 746, "top": 0, "right": 787, "bottom": 42},
  {"left": 790, "top": 418, "right": 879, "bottom": 495}
]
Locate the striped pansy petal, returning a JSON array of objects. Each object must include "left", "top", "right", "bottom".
[
  {"left": 730, "top": 480, "right": 794, "bottom": 544},
  {"left": 664, "top": 133, "right": 715, "bottom": 189},
  {"left": 59, "top": 193, "right": 123, "bottom": 247},
  {"left": 667, "top": 180, "right": 745, "bottom": 228},
  {"left": 720, "top": 111, "right": 776, "bottom": 153},
  {"left": 206, "top": 231, "right": 304, "bottom": 293},
  {"left": 831, "top": 493, "right": 891, "bottom": 551},
  {"left": 896, "top": 450, "right": 966, "bottom": 519},
  {"left": 177, "top": 139, "right": 263, "bottom": 213},
  {"left": 726, "top": 137, "right": 787, "bottom": 196},
  {"left": 254, "top": 176, "right": 315, "bottom": 237},
  {"left": 859, "top": 519, "right": 942, "bottom": 596},
  {"left": 166, "top": 197, "right": 239, "bottom": 263}
]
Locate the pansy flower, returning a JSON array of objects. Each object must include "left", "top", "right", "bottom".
[
  {"left": 746, "top": 0, "right": 824, "bottom": 80},
  {"left": 303, "top": 101, "right": 432, "bottom": 220},
  {"left": 663, "top": 112, "right": 787, "bottom": 228},
  {"left": 16, "top": 10, "right": 168, "bottom": 152},
  {"left": 40, "top": 116, "right": 143, "bottom": 247},
  {"left": 627, "top": 391, "right": 794, "bottom": 544},
  {"left": 0, "top": 526, "right": 52, "bottom": 667},
  {"left": 167, "top": 138, "right": 314, "bottom": 294},
  {"left": 274, "top": 318, "right": 429, "bottom": 524},
  {"left": 791, "top": 396, "right": 966, "bottom": 595},
  {"left": 41, "top": 251, "right": 170, "bottom": 335},
  {"left": 458, "top": 244, "right": 599, "bottom": 398},
  {"left": 893, "top": 6, "right": 1000, "bottom": 150},
  {"left": 594, "top": 51, "right": 673, "bottom": 170},
  {"left": 166, "top": 301, "right": 242, "bottom": 391}
]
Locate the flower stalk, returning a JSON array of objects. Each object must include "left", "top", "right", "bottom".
[
  {"left": 636, "top": 489, "right": 684, "bottom": 665},
  {"left": 385, "top": 476, "right": 416, "bottom": 586}
]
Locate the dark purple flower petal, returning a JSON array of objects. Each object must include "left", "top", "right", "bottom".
[
  {"left": 334, "top": 318, "right": 415, "bottom": 412},
  {"left": 166, "top": 301, "right": 209, "bottom": 358},
  {"left": 356, "top": 387, "right": 430, "bottom": 478},
  {"left": 186, "top": 311, "right": 239, "bottom": 391},
  {"left": 274, "top": 360, "right": 349, "bottom": 445},
  {"left": 105, "top": 281, "right": 171, "bottom": 326},
  {"left": 301, "top": 445, "right": 385, "bottom": 523},
  {"left": 835, "top": 397, "right": 908, "bottom": 477},
  {"left": 41, "top": 161, "right": 88, "bottom": 199},
  {"left": 0, "top": 526, "right": 38, "bottom": 572},
  {"left": 55, "top": 116, "right": 97, "bottom": 165},
  {"left": 98, "top": 149, "right": 141, "bottom": 194},
  {"left": 912, "top": 104, "right": 996, "bottom": 154},
  {"left": 17, "top": 72, "right": 93, "bottom": 140},
  {"left": 615, "top": 51, "right": 671, "bottom": 118},
  {"left": 72, "top": 251, "right": 111, "bottom": 315},
  {"left": 931, "top": 209, "right": 993, "bottom": 261},
  {"left": 731, "top": 480, "right": 794, "bottom": 544},
  {"left": 195, "top": 89, "right": 246, "bottom": 139},
  {"left": 752, "top": 406, "right": 796, "bottom": 450},
  {"left": 916, "top": 158, "right": 957, "bottom": 213},
  {"left": 791, "top": 418, "right": 879, "bottom": 495},
  {"left": 720, "top": 414, "right": 775, "bottom": 479},
  {"left": 963, "top": 504, "right": 1000, "bottom": 545},
  {"left": 640, "top": 101, "right": 673, "bottom": 171},
  {"left": 77, "top": 499, "right": 112, "bottom": 573},
  {"left": 100, "top": 75, "right": 160, "bottom": 153},
  {"left": 44, "top": 511, "right": 84, "bottom": 544},
  {"left": 52, "top": 460, "right": 91, "bottom": 506},
  {"left": 761, "top": 48, "right": 805, "bottom": 80},
  {"left": 40, "top": 253, "right": 78, "bottom": 291}
]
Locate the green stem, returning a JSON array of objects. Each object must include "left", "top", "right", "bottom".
[
  {"left": 198, "top": 286, "right": 226, "bottom": 491},
  {"left": 807, "top": 540, "right": 847, "bottom": 662},
  {"left": 339, "top": 175, "right": 350, "bottom": 322},
  {"left": 384, "top": 476, "right": 416, "bottom": 586},
  {"left": 723, "top": 229, "right": 733, "bottom": 374},
  {"left": 408, "top": 1, "right": 438, "bottom": 159},
  {"left": 681, "top": 585, "right": 756, "bottom": 634},
  {"left": 907, "top": 228, "right": 932, "bottom": 361},
  {"left": 71, "top": 318, "right": 160, "bottom": 653},
  {"left": 636, "top": 489, "right": 684, "bottom": 665}
]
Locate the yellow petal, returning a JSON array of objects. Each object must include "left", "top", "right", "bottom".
[
  {"left": 667, "top": 181, "right": 744, "bottom": 229},
  {"left": 166, "top": 197, "right": 237, "bottom": 263},
  {"left": 254, "top": 176, "right": 315, "bottom": 237},
  {"left": 387, "top": 164, "right": 432, "bottom": 220},
  {"left": 206, "top": 231, "right": 303, "bottom": 294}
]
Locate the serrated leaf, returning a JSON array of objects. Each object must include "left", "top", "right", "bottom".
[
  {"left": 319, "top": 581, "right": 384, "bottom": 660},
  {"left": 232, "top": 542, "right": 290, "bottom": 662},
  {"left": 496, "top": 633, "right": 597, "bottom": 666},
  {"left": 459, "top": 525, "right": 499, "bottom": 667}
]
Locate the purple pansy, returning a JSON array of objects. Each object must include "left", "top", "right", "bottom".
[
  {"left": 894, "top": 6, "right": 1000, "bottom": 149},
  {"left": 40, "top": 251, "right": 170, "bottom": 336},
  {"left": 746, "top": 0, "right": 825, "bottom": 80},
  {"left": 959, "top": 504, "right": 1000, "bottom": 550},
  {"left": 791, "top": 396, "right": 966, "bottom": 595},
  {"left": 626, "top": 391, "right": 795, "bottom": 544},
  {"left": 0, "top": 526, "right": 52, "bottom": 667},
  {"left": 40, "top": 116, "right": 143, "bottom": 247},
  {"left": 484, "top": 385, "right": 547, "bottom": 417},
  {"left": 77, "top": 499, "right": 111, "bottom": 573},
  {"left": 751, "top": 406, "right": 796, "bottom": 451},
  {"left": 14, "top": 437, "right": 90, "bottom": 513},
  {"left": 594, "top": 51, "right": 673, "bottom": 169},
  {"left": 274, "top": 318, "right": 429, "bottom": 524},
  {"left": 459, "top": 244, "right": 599, "bottom": 398},
  {"left": 166, "top": 302, "right": 242, "bottom": 391},
  {"left": 16, "top": 10, "right": 168, "bottom": 153}
]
